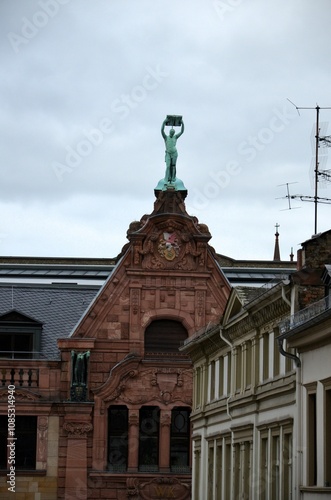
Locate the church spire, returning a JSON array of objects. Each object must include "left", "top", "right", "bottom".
[{"left": 273, "top": 223, "right": 281, "bottom": 261}]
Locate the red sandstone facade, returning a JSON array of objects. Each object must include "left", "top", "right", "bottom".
[{"left": 0, "top": 187, "right": 231, "bottom": 499}]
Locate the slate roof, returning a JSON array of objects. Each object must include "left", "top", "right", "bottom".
[
  {"left": 235, "top": 286, "right": 266, "bottom": 306},
  {"left": 0, "top": 284, "right": 99, "bottom": 359}
]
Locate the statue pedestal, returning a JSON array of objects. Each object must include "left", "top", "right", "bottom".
[{"left": 154, "top": 177, "right": 187, "bottom": 198}]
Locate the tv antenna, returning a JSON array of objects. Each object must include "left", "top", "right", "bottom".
[
  {"left": 286, "top": 99, "right": 331, "bottom": 234},
  {"left": 277, "top": 182, "right": 301, "bottom": 211}
]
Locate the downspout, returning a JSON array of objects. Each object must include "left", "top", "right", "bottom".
[
  {"left": 219, "top": 328, "right": 233, "bottom": 420},
  {"left": 277, "top": 336, "right": 301, "bottom": 367},
  {"left": 280, "top": 281, "right": 302, "bottom": 495},
  {"left": 279, "top": 282, "right": 301, "bottom": 367}
]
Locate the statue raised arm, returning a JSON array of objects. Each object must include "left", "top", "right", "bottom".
[{"left": 161, "top": 117, "right": 184, "bottom": 183}]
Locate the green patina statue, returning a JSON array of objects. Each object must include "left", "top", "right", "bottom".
[{"left": 161, "top": 116, "right": 184, "bottom": 183}]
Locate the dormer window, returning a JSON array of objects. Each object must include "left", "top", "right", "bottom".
[{"left": 0, "top": 310, "right": 42, "bottom": 359}]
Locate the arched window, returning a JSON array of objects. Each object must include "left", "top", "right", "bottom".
[{"left": 144, "top": 320, "right": 188, "bottom": 358}]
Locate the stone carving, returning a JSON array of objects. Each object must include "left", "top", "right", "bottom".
[
  {"left": 131, "top": 289, "right": 140, "bottom": 315},
  {"left": 37, "top": 416, "right": 48, "bottom": 465},
  {"left": 63, "top": 421, "right": 93, "bottom": 437},
  {"left": 0, "top": 388, "right": 41, "bottom": 401},
  {"left": 128, "top": 410, "right": 139, "bottom": 427},
  {"left": 138, "top": 222, "right": 204, "bottom": 271},
  {"left": 160, "top": 412, "right": 171, "bottom": 427},
  {"left": 157, "top": 231, "right": 180, "bottom": 261},
  {"left": 127, "top": 476, "right": 191, "bottom": 500}
]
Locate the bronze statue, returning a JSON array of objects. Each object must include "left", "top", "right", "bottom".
[
  {"left": 161, "top": 116, "right": 184, "bottom": 183},
  {"left": 71, "top": 350, "right": 90, "bottom": 386}
]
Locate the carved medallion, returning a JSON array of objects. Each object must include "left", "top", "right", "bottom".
[{"left": 158, "top": 231, "right": 180, "bottom": 261}]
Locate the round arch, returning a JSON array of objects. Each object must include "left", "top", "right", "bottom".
[
  {"left": 144, "top": 319, "right": 188, "bottom": 354},
  {"left": 141, "top": 308, "right": 195, "bottom": 335}
]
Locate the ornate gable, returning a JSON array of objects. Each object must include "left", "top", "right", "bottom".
[{"left": 69, "top": 188, "right": 231, "bottom": 347}]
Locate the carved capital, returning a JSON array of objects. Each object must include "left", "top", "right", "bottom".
[
  {"left": 129, "top": 410, "right": 139, "bottom": 427},
  {"left": 63, "top": 421, "right": 93, "bottom": 437},
  {"left": 160, "top": 411, "right": 171, "bottom": 427}
]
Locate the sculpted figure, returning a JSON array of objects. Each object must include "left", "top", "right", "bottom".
[
  {"left": 161, "top": 118, "right": 184, "bottom": 182},
  {"left": 71, "top": 350, "right": 90, "bottom": 386}
]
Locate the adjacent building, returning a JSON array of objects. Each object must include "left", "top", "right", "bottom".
[{"left": 182, "top": 229, "right": 331, "bottom": 499}]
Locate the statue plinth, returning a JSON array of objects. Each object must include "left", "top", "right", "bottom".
[{"left": 154, "top": 177, "right": 187, "bottom": 199}]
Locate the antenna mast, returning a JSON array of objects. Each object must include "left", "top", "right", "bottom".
[{"left": 286, "top": 100, "right": 331, "bottom": 234}]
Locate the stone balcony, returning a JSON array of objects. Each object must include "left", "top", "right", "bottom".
[{"left": 0, "top": 359, "right": 61, "bottom": 397}]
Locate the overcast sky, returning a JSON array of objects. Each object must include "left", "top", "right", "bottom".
[{"left": 1, "top": 0, "right": 331, "bottom": 261}]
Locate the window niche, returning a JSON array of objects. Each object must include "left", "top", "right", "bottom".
[
  {"left": 170, "top": 407, "right": 190, "bottom": 473},
  {"left": 144, "top": 320, "right": 188, "bottom": 359},
  {"left": 108, "top": 406, "right": 128, "bottom": 472},
  {"left": 139, "top": 406, "right": 160, "bottom": 472}
]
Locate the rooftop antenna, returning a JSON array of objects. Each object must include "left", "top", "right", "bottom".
[
  {"left": 286, "top": 99, "right": 331, "bottom": 234},
  {"left": 276, "top": 182, "right": 301, "bottom": 211}
]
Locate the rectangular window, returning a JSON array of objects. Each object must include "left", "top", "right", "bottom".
[
  {"left": 245, "top": 341, "right": 252, "bottom": 389},
  {"left": 259, "top": 424, "right": 293, "bottom": 499},
  {"left": 0, "top": 416, "right": 37, "bottom": 470},
  {"left": 307, "top": 392, "right": 317, "bottom": 485},
  {"left": 233, "top": 443, "right": 240, "bottom": 498},
  {"left": 273, "top": 332, "right": 280, "bottom": 377},
  {"left": 216, "top": 440, "right": 222, "bottom": 500},
  {"left": 210, "top": 361, "right": 215, "bottom": 401},
  {"left": 283, "top": 431, "right": 293, "bottom": 499},
  {"left": 218, "top": 356, "right": 224, "bottom": 398},
  {"left": 170, "top": 408, "right": 190, "bottom": 473},
  {"left": 207, "top": 442, "right": 214, "bottom": 500},
  {"left": 263, "top": 334, "right": 269, "bottom": 381},
  {"left": 0, "top": 333, "right": 34, "bottom": 359},
  {"left": 243, "top": 442, "right": 251, "bottom": 496},
  {"left": 271, "top": 434, "right": 280, "bottom": 499},
  {"left": 224, "top": 441, "right": 231, "bottom": 499},
  {"left": 195, "top": 367, "right": 201, "bottom": 408},
  {"left": 139, "top": 406, "right": 159, "bottom": 472},
  {"left": 108, "top": 406, "right": 128, "bottom": 472},
  {"left": 235, "top": 347, "right": 242, "bottom": 392},
  {"left": 227, "top": 352, "right": 232, "bottom": 395},
  {"left": 260, "top": 436, "right": 268, "bottom": 500}
]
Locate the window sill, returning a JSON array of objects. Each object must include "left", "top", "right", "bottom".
[{"left": 300, "top": 486, "right": 331, "bottom": 493}]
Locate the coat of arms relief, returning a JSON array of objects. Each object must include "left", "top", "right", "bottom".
[{"left": 136, "top": 222, "right": 205, "bottom": 270}]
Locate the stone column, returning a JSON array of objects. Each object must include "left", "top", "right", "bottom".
[
  {"left": 159, "top": 410, "right": 171, "bottom": 472},
  {"left": 63, "top": 418, "right": 93, "bottom": 500},
  {"left": 128, "top": 409, "right": 139, "bottom": 472}
]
